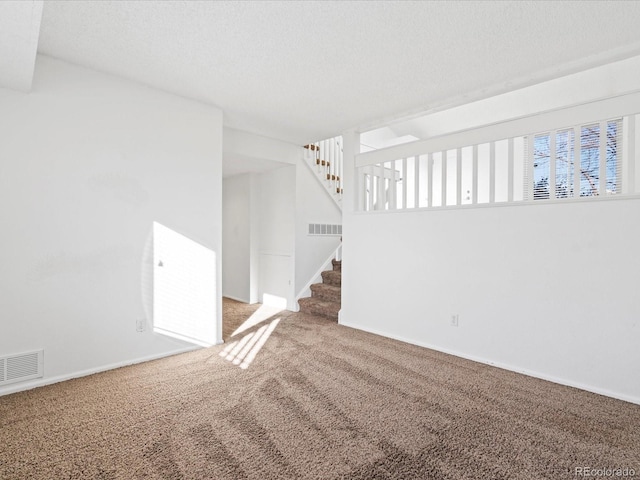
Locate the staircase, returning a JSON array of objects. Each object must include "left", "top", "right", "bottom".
[
  {"left": 297, "top": 135, "right": 343, "bottom": 320},
  {"left": 298, "top": 259, "right": 341, "bottom": 321}
]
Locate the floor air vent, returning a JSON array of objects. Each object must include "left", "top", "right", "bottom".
[{"left": 0, "top": 350, "right": 44, "bottom": 386}]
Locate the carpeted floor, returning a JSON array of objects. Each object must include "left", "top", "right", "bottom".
[
  {"left": 222, "top": 298, "right": 263, "bottom": 341},
  {"left": 0, "top": 299, "right": 638, "bottom": 479}
]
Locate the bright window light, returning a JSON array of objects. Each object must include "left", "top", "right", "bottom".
[
  {"left": 262, "top": 293, "right": 287, "bottom": 309},
  {"left": 220, "top": 317, "right": 280, "bottom": 369},
  {"left": 232, "top": 304, "right": 283, "bottom": 337},
  {"left": 152, "top": 222, "right": 217, "bottom": 347}
]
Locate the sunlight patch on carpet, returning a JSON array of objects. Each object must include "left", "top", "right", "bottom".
[
  {"left": 231, "top": 303, "right": 283, "bottom": 337},
  {"left": 220, "top": 317, "right": 280, "bottom": 369}
]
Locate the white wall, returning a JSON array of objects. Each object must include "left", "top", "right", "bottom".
[
  {"left": 257, "top": 166, "right": 296, "bottom": 310},
  {"left": 342, "top": 198, "right": 640, "bottom": 404},
  {"left": 221, "top": 128, "right": 301, "bottom": 305},
  {"left": 294, "top": 160, "right": 342, "bottom": 297},
  {"left": 222, "top": 171, "right": 260, "bottom": 304},
  {"left": 345, "top": 58, "right": 640, "bottom": 404},
  {"left": 0, "top": 56, "right": 223, "bottom": 394},
  {"left": 222, "top": 167, "right": 298, "bottom": 309},
  {"left": 222, "top": 174, "right": 252, "bottom": 302},
  {"left": 222, "top": 160, "right": 342, "bottom": 309},
  {"left": 221, "top": 127, "right": 342, "bottom": 309}
]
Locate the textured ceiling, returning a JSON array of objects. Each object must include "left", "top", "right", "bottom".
[{"left": 35, "top": 1, "right": 640, "bottom": 145}]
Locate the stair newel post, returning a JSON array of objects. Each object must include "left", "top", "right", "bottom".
[
  {"left": 339, "top": 129, "right": 360, "bottom": 324},
  {"left": 328, "top": 138, "right": 332, "bottom": 189},
  {"left": 336, "top": 138, "right": 339, "bottom": 194},
  {"left": 326, "top": 138, "right": 330, "bottom": 184},
  {"left": 341, "top": 129, "right": 359, "bottom": 214},
  {"left": 327, "top": 139, "right": 332, "bottom": 186},
  {"left": 325, "top": 139, "right": 329, "bottom": 180},
  {"left": 326, "top": 139, "right": 331, "bottom": 183},
  {"left": 331, "top": 137, "right": 338, "bottom": 191},
  {"left": 338, "top": 137, "right": 343, "bottom": 195}
]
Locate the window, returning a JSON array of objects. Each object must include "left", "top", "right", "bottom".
[
  {"left": 357, "top": 113, "right": 633, "bottom": 212},
  {"left": 529, "top": 119, "right": 622, "bottom": 200}
]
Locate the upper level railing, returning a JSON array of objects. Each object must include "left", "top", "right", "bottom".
[{"left": 355, "top": 93, "right": 640, "bottom": 212}]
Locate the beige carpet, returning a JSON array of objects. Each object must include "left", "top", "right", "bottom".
[
  {"left": 0, "top": 299, "right": 638, "bottom": 479},
  {"left": 222, "top": 298, "right": 264, "bottom": 341}
]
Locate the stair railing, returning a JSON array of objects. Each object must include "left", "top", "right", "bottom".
[{"left": 304, "top": 135, "right": 344, "bottom": 201}]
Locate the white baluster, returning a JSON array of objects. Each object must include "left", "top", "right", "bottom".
[
  {"left": 456, "top": 148, "right": 462, "bottom": 206},
  {"left": 330, "top": 138, "right": 335, "bottom": 189},
  {"left": 338, "top": 138, "right": 343, "bottom": 195},
  {"left": 317, "top": 141, "right": 322, "bottom": 172},
  {"left": 549, "top": 132, "right": 556, "bottom": 199},
  {"left": 573, "top": 127, "right": 581, "bottom": 198},
  {"left": 414, "top": 155, "right": 420, "bottom": 208},
  {"left": 599, "top": 121, "right": 607, "bottom": 196},
  {"left": 625, "top": 117, "right": 635, "bottom": 195},
  {"left": 472, "top": 145, "right": 479, "bottom": 204},
  {"left": 507, "top": 138, "right": 514, "bottom": 202},
  {"left": 427, "top": 153, "right": 434, "bottom": 207},
  {"left": 441, "top": 150, "right": 447, "bottom": 206},
  {"left": 489, "top": 142, "right": 496, "bottom": 204}
]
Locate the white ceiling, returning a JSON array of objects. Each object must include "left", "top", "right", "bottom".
[
  {"left": 13, "top": 1, "right": 640, "bottom": 147},
  {"left": 221, "top": 153, "right": 291, "bottom": 178}
]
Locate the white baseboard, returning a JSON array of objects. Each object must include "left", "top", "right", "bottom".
[
  {"left": 222, "top": 294, "right": 251, "bottom": 303},
  {"left": 0, "top": 346, "right": 200, "bottom": 397},
  {"left": 340, "top": 320, "right": 640, "bottom": 406}
]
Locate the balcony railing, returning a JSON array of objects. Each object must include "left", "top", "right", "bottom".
[{"left": 355, "top": 93, "right": 640, "bottom": 212}]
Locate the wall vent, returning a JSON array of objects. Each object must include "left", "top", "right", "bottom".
[
  {"left": 308, "top": 223, "right": 342, "bottom": 236},
  {"left": 0, "top": 350, "right": 43, "bottom": 386}
]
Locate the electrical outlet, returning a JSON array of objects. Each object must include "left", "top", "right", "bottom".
[
  {"left": 136, "top": 318, "right": 146, "bottom": 332},
  {"left": 450, "top": 314, "right": 459, "bottom": 327}
]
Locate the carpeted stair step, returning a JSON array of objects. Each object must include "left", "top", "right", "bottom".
[
  {"left": 321, "top": 270, "right": 341, "bottom": 287},
  {"left": 310, "top": 283, "right": 341, "bottom": 303},
  {"left": 298, "top": 297, "right": 340, "bottom": 320},
  {"left": 332, "top": 259, "right": 341, "bottom": 272}
]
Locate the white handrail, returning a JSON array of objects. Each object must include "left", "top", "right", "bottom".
[{"left": 356, "top": 96, "right": 640, "bottom": 212}]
